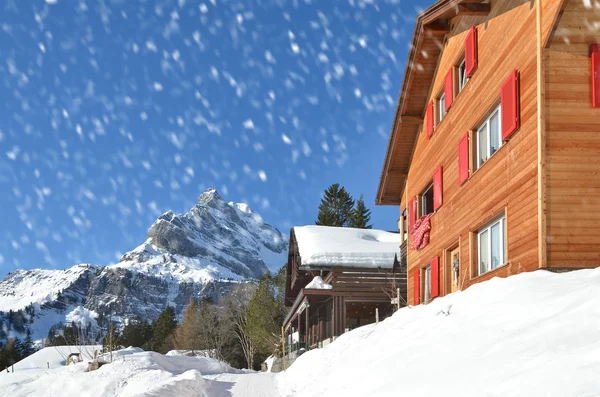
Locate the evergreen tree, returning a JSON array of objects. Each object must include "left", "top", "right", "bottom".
[
  {"left": 246, "top": 272, "right": 287, "bottom": 368},
  {"left": 315, "top": 183, "right": 355, "bottom": 227},
  {"left": 22, "top": 329, "right": 34, "bottom": 358},
  {"left": 118, "top": 318, "right": 153, "bottom": 348},
  {"left": 150, "top": 306, "right": 177, "bottom": 353},
  {"left": 349, "top": 194, "right": 373, "bottom": 229}
]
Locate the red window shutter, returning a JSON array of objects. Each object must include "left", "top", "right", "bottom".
[
  {"left": 500, "top": 70, "right": 521, "bottom": 140},
  {"left": 458, "top": 131, "right": 469, "bottom": 185},
  {"left": 431, "top": 256, "right": 440, "bottom": 298},
  {"left": 465, "top": 26, "right": 478, "bottom": 78},
  {"left": 591, "top": 44, "right": 600, "bottom": 108},
  {"left": 408, "top": 196, "right": 416, "bottom": 232},
  {"left": 433, "top": 166, "right": 443, "bottom": 211},
  {"left": 426, "top": 101, "right": 434, "bottom": 138},
  {"left": 444, "top": 69, "right": 454, "bottom": 111},
  {"left": 413, "top": 269, "right": 420, "bottom": 305}
]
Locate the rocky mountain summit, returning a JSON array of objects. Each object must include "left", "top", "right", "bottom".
[{"left": 0, "top": 189, "right": 288, "bottom": 342}]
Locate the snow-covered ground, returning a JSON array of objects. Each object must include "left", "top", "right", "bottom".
[
  {"left": 1, "top": 347, "right": 278, "bottom": 397},
  {"left": 280, "top": 268, "right": 600, "bottom": 396},
  {"left": 4, "top": 269, "right": 600, "bottom": 396}
]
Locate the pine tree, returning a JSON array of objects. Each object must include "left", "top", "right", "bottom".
[
  {"left": 349, "top": 194, "right": 373, "bottom": 229},
  {"left": 315, "top": 184, "right": 355, "bottom": 227},
  {"left": 150, "top": 306, "right": 178, "bottom": 353},
  {"left": 22, "top": 329, "right": 34, "bottom": 358},
  {"left": 118, "top": 318, "right": 153, "bottom": 348},
  {"left": 246, "top": 272, "right": 286, "bottom": 368}
]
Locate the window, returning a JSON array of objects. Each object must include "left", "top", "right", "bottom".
[
  {"left": 420, "top": 183, "right": 434, "bottom": 216},
  {"left": 458, "top": 59, "right": 467, "bottom": 91},
  {"left": 423, "top": 265, "right": 431, "bottom": 304},
  {"left": 402, "top": 209, "right": 408, "bottom": 242},
  {"left": 398, "top": 209, "right": 408, "bottom": 242},
  {"left": 438, "top": 93, "right": 446, "bottom": 122},
  {"left": 476, "top": 105, "right": 502, "bottom": 169},
  {"left": 477, "top": 215, "right": 506, "bottom": 276}
]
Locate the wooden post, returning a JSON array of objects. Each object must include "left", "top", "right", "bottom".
[
  {"left": 397, "top": 288, "right": 401, "bottom": 311},
  {"left": 47, "top": 362, "right": 49, "bottom": 369},
  {"left": 297, "top": 311, "right": 301, "bottom": 351},
  {"left": 376, "top": 308, "right": 379, "bottom": 324},
  {"left": 281, "top": 326, "right": 286, "bottom": 371},
  {"left": 305, "top": 303, "right": 309, "bottom": 349}
]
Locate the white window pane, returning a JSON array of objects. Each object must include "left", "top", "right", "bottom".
[
  {"left": 490, "top": 111, "right": 500, "bottom": 156},
  {"left": 491, "top": 222, "right": 501, "bottom": 270},
  {"left": 479, "top": 229, "right": 489, "bottom": 274},
  {"left": 478, "top": 127, "right": 487, "bottom": 167}
]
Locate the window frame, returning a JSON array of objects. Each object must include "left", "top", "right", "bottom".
[
  {"left": 477, "top": 215, "right": 506, "bottom": 276},
  {"left": 423, "top": 265, "right": 432, "bottom": 304},
  {"left": 402, "top": 209, "right": 408, "bottom": 242},
  {"left": 476, "top": 105, "right": 502, "bottom": 170},
  {"left": 420, "top": 183, "right": 434, "bottom": 217},
  {"left": 458, "top": 58, "right": 467, "bottom": 91},
  {"left": 437, "top": 92, "right": 446, "bottom": 123}
]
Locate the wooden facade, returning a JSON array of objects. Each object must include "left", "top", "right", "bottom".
[{"left": 377, "top": 0, "right": 600, "bottom": 305}]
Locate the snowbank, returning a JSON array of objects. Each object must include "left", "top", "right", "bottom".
[
  {"left": 293, "top": 226, "right": 398, "bottom": 268},
  {"left": 1, "top": 347, "right": 243, "bottom": 397},
  {"left": 280, "top": 269, "right": 600, "bottom": 396},
  {"left": 11, "top": 345, "right": 101, "bottom": 371},
  {"left": 304, "top": 276, "right": 332, "bottom": 290}
]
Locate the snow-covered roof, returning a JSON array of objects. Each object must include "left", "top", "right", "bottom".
[{"left": 293, "top": 226, "right": 399, "bottom": 269}]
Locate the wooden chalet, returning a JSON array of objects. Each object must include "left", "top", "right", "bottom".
[
  {"left": 283, "top": 226, "right": 406, "bottom": 355},
  {"left": 377, "top": 0, "right": 600, "bottom": 305}
]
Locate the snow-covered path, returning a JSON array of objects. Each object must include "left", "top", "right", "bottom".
[{"left": 203, "top": 372, "right": 281, "bottom": 397}]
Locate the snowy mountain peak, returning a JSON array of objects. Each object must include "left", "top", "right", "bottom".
[
  {"left": 197, "top": 188, "right": 224, "bottom": 206},
  {"left": 117, "top": 188, "right": 288, "bottom": 282}
]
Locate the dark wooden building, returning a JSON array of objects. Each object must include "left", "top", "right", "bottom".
[{"left": 283, "top": 226, "right": 406, "bottom": 353}]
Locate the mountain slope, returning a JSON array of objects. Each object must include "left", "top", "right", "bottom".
[
  {"left": 281, "top": 269, "right": 600, "bottom": 397},
  {"left": 0, "top": 188, "right": 288, "bottom": 342}
]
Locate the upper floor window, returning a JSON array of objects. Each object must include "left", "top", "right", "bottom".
[
  {"left": 458, "top": 59, "right": 467, "bottom": 91},
  {"left": 437, "top": 92, "right": 446, "bottom": 123},
  {"left": 420, "top": 183, "right": 434, "bottom": 216},
  {"left": 476, "top": 105, "right": 502, "bottom": 169},
  {"left": 477, "top": 215, "right": 506, "bottom": 276}
]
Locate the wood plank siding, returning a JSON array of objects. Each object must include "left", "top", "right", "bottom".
[
  {"left": 403, "top": 0, "right": 541, "bottom": 305},
  {"left": 546, "top": 0, "right": 600, "bottom": 267}
]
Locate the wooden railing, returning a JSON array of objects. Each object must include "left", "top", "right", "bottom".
[{"left": 326, "top": 267, "right": 407, "bottom": 296}]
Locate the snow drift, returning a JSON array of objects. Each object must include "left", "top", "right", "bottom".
[
  {"left": 280, "top": 269, "right": 600, "bottom": 397},
  {"left": 1, "top": 347, "right": 244, "bottom": 397}
]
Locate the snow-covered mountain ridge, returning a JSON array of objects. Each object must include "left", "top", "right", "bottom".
[
  {"left": 0, "top": 188, "right": 288, "bottom": 342},
  {"left": 113, "top": 188, "right": 287, "bottom": 282}
]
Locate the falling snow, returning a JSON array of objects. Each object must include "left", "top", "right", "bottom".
[{"left": 0, "top": 0, "right": 414, "bottom": 274}]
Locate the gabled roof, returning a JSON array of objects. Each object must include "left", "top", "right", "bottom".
[{"left": 375, "top": 0, "right": 491, "bottom": 205}]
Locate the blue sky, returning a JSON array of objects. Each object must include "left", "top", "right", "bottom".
[{"left": 0, "top": 0, "right": 430, "bottom": 277}]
